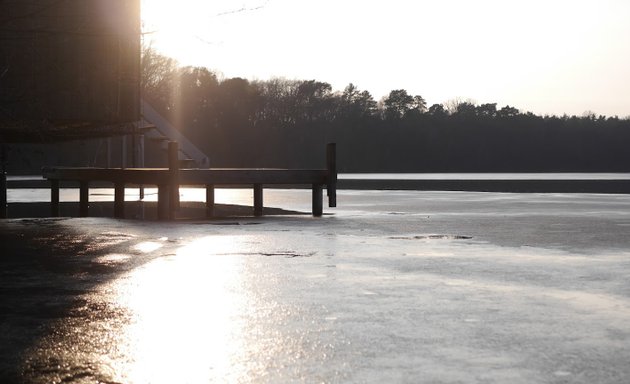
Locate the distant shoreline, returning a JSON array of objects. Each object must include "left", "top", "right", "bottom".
[{"left": 337, "top": 179, "right": 630, "bottom": 193}]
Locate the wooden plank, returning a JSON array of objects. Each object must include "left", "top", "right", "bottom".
[
  {"left": 42, "top": 167, "right": 170, "bottom": 185},
  {"left": 181, "top": 169, "right": 328, "bottom": 185},
  {"left": 42, "top": 167, "right": 328, "bottom": 186}
]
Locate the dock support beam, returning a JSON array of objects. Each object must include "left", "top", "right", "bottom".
[
  {"left": 206, "top": 184, "right": 215, "bottom": 218},
  {"left": 313, "top": 184, "right": 323, "bottom": 217},
  {"left": 168, "top": 141, "right": 179, "bottom": 220},
  {"left": 157, "top": 185, "right": 168, "bottom": 220},
  {"left": 0, "top": 170, "right": 9, "bottom": 219},
  {"left": 114, "top": 183, "right": 125, "bottom": 219},
  {"left": 79, "top": 181, "right": 89, "bottom": 217},
  {"left": 326, "top": 143, "right": 337, "bottom": 208},
  {"left": 1, "top": 146, "right": 7, "bottom": 218},
  {"left": 254, "top": 184, "right": 263, "bottom": 216},
  {"left": 51, "top": 180, "right": 60, "bottom": 217},
  {"left": 0, "top": 171, "right": 6, "bottom": 219}
]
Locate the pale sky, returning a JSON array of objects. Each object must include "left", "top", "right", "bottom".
[{"left": 141, "top": 0, "right": 630, "bottom": 117}]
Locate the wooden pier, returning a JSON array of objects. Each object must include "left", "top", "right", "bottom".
[{"left": 42, "top": 143, "right": 337, "bottom": 220}]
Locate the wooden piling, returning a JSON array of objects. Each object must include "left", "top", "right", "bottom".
[
  {"left": 326, "top": 143, "right": 337, "bottom": 207},
  {"left": 254, "top": 184, "right": 263, "bottom": 216},
  {"left": 205, "top": 184, "right": 215, "bottom": 218},
  {"left": 79, "top": 181, "right": 89, "bottom": 217},
  {"left": 312, "top": 184, "right": 323, "bottom": 217},
  {"left": 51, "top": 179, "right": 60, "bottom": 217},
  {"left": 0, "top": 171, "right": 6, "bottom": 219},
  {"left": 1, "top": 147, "right": 7, "bottom": 218},
  {"left": 168, "top": 141, "right": 179, "bottom": 220},
  {"left": 114, "top": 182, "right": 125, "bottom": 219},
  {"left": 157, "top": 185, "right": 168, "bottom": 220}
]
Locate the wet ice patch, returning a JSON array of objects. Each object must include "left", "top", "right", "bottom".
[
  {"left": 389, "top": 234, "right": 473, "bottom": 240},
  {"left": 217, "top": 251, "right": 316, "bottom": 258},
  {"left": 93, "top": 254, "right": 132, "bottom": 265},
  {"left": 260, "top": 251, "right": 315, "bottom": 258},
  {"left": 94, "top": 231, "right": 136, "bottom": 247}
]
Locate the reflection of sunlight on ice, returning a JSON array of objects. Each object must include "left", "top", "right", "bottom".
[
  {"left": 93, "top": 253, "right": 132, "bottom": 265},
  {"left": 126, "top": 188, "right": 254, "bottom": 205},
  {"left": 115, "top": 236, "right": 251, "bottom": 383},
  {"left": 132, "top": 241, "right": 163, "bottom": 253}
]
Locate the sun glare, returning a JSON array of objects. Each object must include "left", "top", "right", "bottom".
[
  {"left": 113, "top": 235, "right": 253, "bottom": 382},
  {"left": 140, "top": 0, "right": 266, "bottom": 68}
]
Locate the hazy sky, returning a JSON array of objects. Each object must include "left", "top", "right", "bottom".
[{"left": 141, "top": 0, "right": 630, "bottom": 117}]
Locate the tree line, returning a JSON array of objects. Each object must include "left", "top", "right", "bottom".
[{"left": 142, "top": 48, "right": 630, "bottom": 172}]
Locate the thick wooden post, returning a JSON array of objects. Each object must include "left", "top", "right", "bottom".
[
  {"left": 326, "top": 143, "right": 337, "bottom": 207},
  {"left": 312, "top": 184, "right": 323, "bottom": 217},
  {"left": 79, "top": 181, "right": 89, "bottom": 217},
  {"left": 253, "top": 184, "right": 263, "bottom": 216},
  {"left": 0, "top": 171, "right": 6, "bottom": 219},
  {"left": 157, "top": 184, "right": 168, "bottom": 220},
  {"left": 114, "top": 182, "right": 125, "bottom": 219},
  {"left": 138, "top": 134, "right": 145, "bottom": 200},
  {"left": 168, "top": 141, "right": 179, "bottom": 220},
  {"left": 206, "top": 184, "right": 215, "bottom": 218},
  {"left": 51, "top": 180, "right": 60, "bottom": 217},
  {"left": 1, "top": 146, "right": 6, "bottom": 218}
]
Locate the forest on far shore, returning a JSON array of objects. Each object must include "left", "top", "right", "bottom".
[{"left": 142, "top": 48, "right": 630, "bottom": 172}]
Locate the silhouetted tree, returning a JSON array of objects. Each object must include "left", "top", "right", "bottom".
[
  {"left": 339, "top": 83, "right": 378, "bottom": 120},
  {"left": 137, "top": 50, "right": 630, "bottom": 172},
  {"left": 141, "top": 46, "right": 178, "bottom": 110},
  {"left": 497, "top": 105, "right": 520, "bottom": 118},
  {"left": 216, "top": 77, "right": 259, "bottom": 129},
  {"left": 294, "top": 80, "right": 334, "bottom": 123},
  {"left": 427, "top": 103, "right": 447, "bottom": 117},
  {"left": 382, "top": 89, "right": 415, "bottom": 120},
  {"left": 476, "top": 103, "right": 497, "bottom": 118}
]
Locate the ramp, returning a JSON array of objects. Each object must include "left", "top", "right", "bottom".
[{"left": 140, "top": 99, "right": 210, "bottom": 168}]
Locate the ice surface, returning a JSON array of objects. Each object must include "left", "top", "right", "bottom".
[{"left": 1, "top": 190, "right": 630, "bottom": 383}]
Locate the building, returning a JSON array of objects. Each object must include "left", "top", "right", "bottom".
[{"left": 0, "top": 0, "right": 141, "bottom": 142}]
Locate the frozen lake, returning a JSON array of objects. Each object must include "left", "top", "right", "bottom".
[{"left": 1, "top": 189, "right": 630, "bottom": 383}]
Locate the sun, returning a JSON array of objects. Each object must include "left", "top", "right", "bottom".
[
  {"left": 140, "top": 0, "right": 212, "bottom": 63},
  {"left": 140, "top": 0, "right": 269, "bottom": 68}
]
